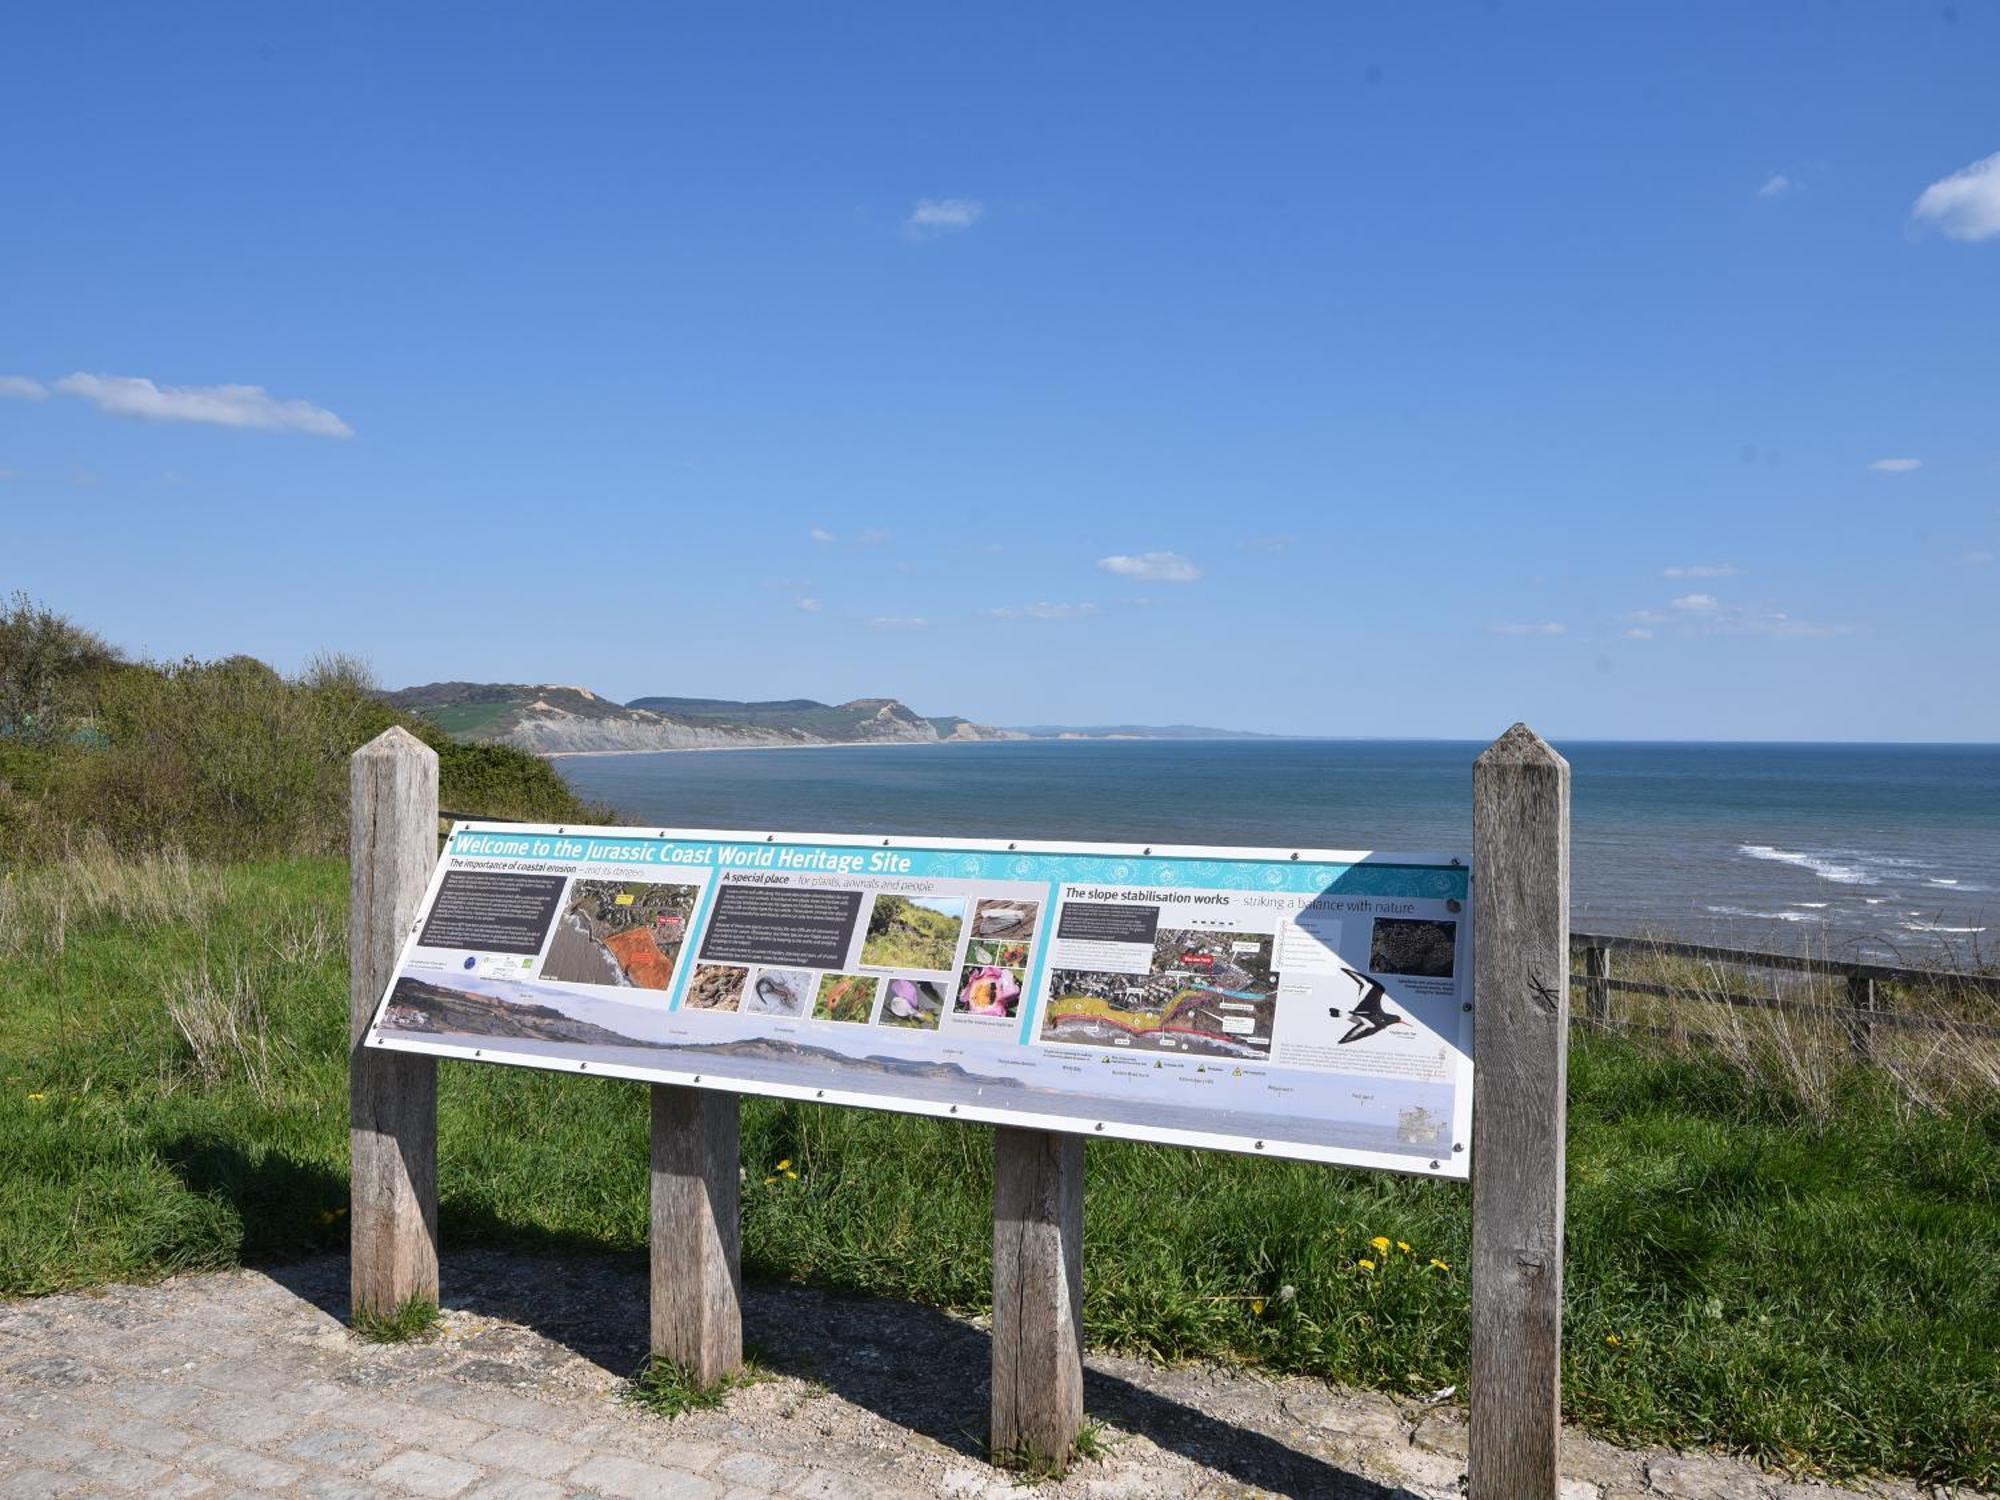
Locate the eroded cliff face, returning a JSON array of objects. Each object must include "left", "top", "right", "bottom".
[{"left": 384, "top": 682, "right": 1020, "bottom": 754}]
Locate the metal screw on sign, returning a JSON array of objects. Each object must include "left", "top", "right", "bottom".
[{"left": 1430, "top": 1160, "right": 1441, "bottom": 1170}]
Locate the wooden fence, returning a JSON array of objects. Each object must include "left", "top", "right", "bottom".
[
  {"left": 1569, "top": 930, "right": 2000, "bottom": 1053},
  {"left": 358, "top": 724, "right": 1577, "bottom": 1497}
]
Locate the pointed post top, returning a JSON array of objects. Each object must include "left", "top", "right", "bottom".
[
  {"left": 1474, "top": 721, "right": 1568, "bottom": 771},
  {"left": 354, "top": 724, "right": 438, "bottom": 766}
]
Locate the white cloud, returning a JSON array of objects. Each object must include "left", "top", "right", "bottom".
[
  {"left": 1097, "top": 551, "right": 1201, "bottom": 583},
  {"left": 1241, "top": 533, "right": 1296, "bottom": 554},
  {"left": 0, "top": 376, "right": 48, "bottom": 401},
  {"left": 809, "top": 527, "right": 836, "bottom": 543},
  {"left": 1632, "top": 594, "right": 1848, "bottom": 639},
  {"left": 1485, "top": 622, "right": 1566, "bottom": 637},
  {"left": 796, "top": 597, "right": 823, "bottom": 612},
  {"left": 905, "top": 198, "right": 985, "bottom": 237},
  {"left": 857, "top": 527, "right": 892, "bottom": 546},
  {"left": 867, "top": 616, "right": 928, "bottom": 631},
  {"left": 986, "top": 602, "right": 1098, "bottom": 621},
  {"left": 1912, "top": 150, "right": 2000, "bottom": 242},
  {"left": 53, "top": 373, "right": 353, "bottom": 436},
  {"left": 1966, "top": 550, "right": 1995, "bottom": 566},
  {"left": 1663, "top": 563, "right": 1740, "bottom": 579},
  {"left": 1757, "top": 173, "right": 1794, "bottom": 199},
  {"left": 1869, "top": 457, "right": 1922, "bottom": 473}
]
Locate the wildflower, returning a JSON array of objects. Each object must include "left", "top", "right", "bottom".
[
  {"left": 1605, "top": 1334, "right": 1622, "bottom": 1347},
  {"left": 1357, "top": 1258, "right": 1376, "bottom": 1272},
  {"left": 762, "top": 1176, "right": 777, "bottom": 1186},
  {"left": 1396, "top": 1241, "right": 1411, "bottom": 1253},
  {"left": 1251, "top": 1298, "right": 1266, "bottom": 1315},
  {"left": 1277, "top": 1284, "right": 1296, "bottom": 1303},
  {"left": 775, "top": 1158, "right": 793, "bottom": 1171},
  {"left": 26, "top": 1093, "right": 45, "bottom": 1102},
  {"left": 1429, "top": 1258, "right": 1450, "bottom": 1272},
  {"left": 783, "top": 1169, "right": 798, "bottom": 1180},
  {"left": 1370, "top": 1235, "right": 1391, "bottom": 1254}
]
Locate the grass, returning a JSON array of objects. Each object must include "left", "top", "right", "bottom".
[
  {"left": 0, "top": 855, "right": 1995, "bottom": 1487},
  {"left": 624, "top": 1351, "right": 767, "bottom": 1418},
  {"left": 351, "top": 1294, "right": 442, "bottom": 1343},
  {"left": 992, "top": 1417, "right": 1112, "bottom": 1482}
]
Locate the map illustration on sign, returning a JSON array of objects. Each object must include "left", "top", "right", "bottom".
[{"left": 366, "top": 825, "right": 1475, "bottom": 1176}]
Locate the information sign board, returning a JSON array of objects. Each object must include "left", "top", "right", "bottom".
[{"left": 366, "top": 824, "right": 1474, "bottom": 1175}]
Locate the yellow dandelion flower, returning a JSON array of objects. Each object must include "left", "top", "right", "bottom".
[
  {"left": 1605, "top": 1334, "right": 1622, "bottom": 1347},
  {"left": 1396, "top": 1240, "right": 1411, "bottom": 1253},
  {"left": 1429, "top": 1258, "right": 1450, "bottom": 1272},
  {"left": 762, "top": 1175, "right": 777, "bottom": 1186},
  {"left": 27, "top": 1093, "right": 46, "bottom": 1102},
  {"left": 775, "top": 1158, "right": 793, "bottom": 1171},
  {"left": 1370, "top": 1235, "right": 1391, "bottom": 1254},
  {"left": 1357, "top": 1258, "right": 1376, "bottom": 1272},
  {"left": 1251, "top": 1298, "right": 1266, "bottom": 1315},
  {"left": 783, "top": 1169, "right": 798, "bottom": 1180}
]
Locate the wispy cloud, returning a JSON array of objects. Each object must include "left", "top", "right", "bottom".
[
  {"left": 1097, "top": 551, "right": 1201, "bottom": 584},
  {"left": 1663, "top": 563, "right": 1740, "bottom": 579},
  {"left": 867, "top": 616, "right": 929, "bottom": 632},
  {"left": 796, "top": 597, "right": 823, "bottom": 613},
  {"left": 1485, "top": 622, "right": 1566, "bottom": 637},
  {"left": 1966, "top": 550, "right": 1995, "bottom": 566},
  {"left": 0, "top": 376, "right": 48, "bottom": 401},
  {"left": 1869, "top": 457, "right": 1922, "bottom": 473},
  {"left": 809, "top": 527, "right": 836, "bottom": 543},
  {"left": 1912, "top": 150, "right": 2000, "bottom": 242},
  {"left": 1757, "top": 173, "right": 1795, "bottom": 199},
  {"left": 1241, "top": 533, "right": 1296, "bottom": 554},
  {"left": 905, "top": 198, "right": 985, "bottom": 238},
  {"left": 53, "top": 373, "right": 353, "bottom": 436},
  {"left": 985, "top": 602, "right": 1098, "bottom": 621},
  {"left": 809, "top": 525, "right": 890, "bottom": 547},
  {"left": 1628, "top": 594, "right": 1848, "bottom": 639}
]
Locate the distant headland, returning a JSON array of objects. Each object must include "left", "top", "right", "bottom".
[{"left": 382, "top": 682, "right": 1271, "bottom": 756}]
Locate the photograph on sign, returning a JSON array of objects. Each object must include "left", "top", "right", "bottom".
[{"left": 367, "top": 826, "right": 1474, "bottom": 1175}]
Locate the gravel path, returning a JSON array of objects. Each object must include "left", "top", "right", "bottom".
[{"left": 0, "top": 1251, "right": 1977, "bottom": 1499}]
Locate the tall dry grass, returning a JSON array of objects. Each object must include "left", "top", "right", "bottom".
[
  {"left": 1572, "top": 937, "right": 2000, "bottom": 1115},
  {"left": 0, "top": 832, "right": 225, "bottom": 960}
]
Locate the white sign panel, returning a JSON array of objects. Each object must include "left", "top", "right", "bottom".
[{"left": 366, "top": 825, "right": 1474, "bottom": 1177}]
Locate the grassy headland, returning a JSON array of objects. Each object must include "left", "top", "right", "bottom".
[{"left": 0, "top": 850, "right": 1993, "bottom": 1488}]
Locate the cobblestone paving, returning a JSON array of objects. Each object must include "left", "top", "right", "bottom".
[{"left": 0, "top": 1251, "right": 1980, "bottom": 1499}]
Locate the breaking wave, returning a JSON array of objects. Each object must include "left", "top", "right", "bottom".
[{"left": 1738, "top": 845, "right": 1875, "bottom": 884}]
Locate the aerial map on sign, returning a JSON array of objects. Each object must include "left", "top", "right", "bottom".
[{"left": 367, "top": 825, "right": 1475, "bottom": 1176}]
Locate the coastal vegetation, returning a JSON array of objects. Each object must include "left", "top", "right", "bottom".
[
  {"left": 0, "top": 848, "right": 1994, "bottom": 1487},
  {"left": 860, "top": 894, "right": 965, "bottom": 971},
  {"left": 0, "top": 595, "right": 599, "bottom": 863},
  {"left": 3, "top": 595, "right": 1996, "bottom": 1487}
]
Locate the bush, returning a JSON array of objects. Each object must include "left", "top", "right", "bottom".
[{"left": 0, "top": 598, "right": 601, "bottom": 864}]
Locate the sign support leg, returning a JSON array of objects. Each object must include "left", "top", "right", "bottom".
[
  {"left": 650, "top": 1084, "right": 744, "bottom": 1385},
  {"left": 990, "top": 1126, "right": 1084, "bottom": 1469},
  {"left": 349, "top": 727, "right": 441, "bottom": 1319},
  {"left": 1469, "top": 723, "right": 1571, "bottom": 1499}
]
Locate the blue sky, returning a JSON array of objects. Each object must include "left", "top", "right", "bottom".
[{"left": 2, "top": 4, "right": 1995, "bottom": 740}]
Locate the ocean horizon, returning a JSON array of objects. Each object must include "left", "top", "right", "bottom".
[{"left": 548, "top": 737, "right": 1999, "bottom": 964}]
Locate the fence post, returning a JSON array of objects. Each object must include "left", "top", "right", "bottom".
[
  {"left": 1584, "top": 943, "right": 1611, "bottom": 1024},
  {"left": 349, "top": 726, "right": 440, "bottom": 1318},
  {"left": 1845, "top": 971, "right": 1878, "bottom": 1059},
  {"left": 1470, "top": 723, "right": 1571, "bottom": 1500},
  {"left": 991, "top": 1126, "right": 1085, "bottom": 1469},
  {"left": 650, "top": 1085, "right": 743, "bottom": 1385}
]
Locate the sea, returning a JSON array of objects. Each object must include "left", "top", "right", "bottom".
[{"left": 554, "top": 740, "right": 1999, "bottom": 964}]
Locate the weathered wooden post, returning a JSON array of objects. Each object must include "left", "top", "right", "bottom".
[
  {"left": 1845, "top": 970, "right": 1878, "bottom": 1059},
  {"left": 1469, "top": 723, "right": 1571, "bottom": 1500},
  {"left": 1584, "top": 942, "right": 1612, "bottom": 1025},
  {"left": 650, "top": 1085, "right": 744, "bottom": 1384},
  {"left": 990, "top": 1126, "right": 1085, "bottom": 1467},
  {"left": 349, "top": 726, "right": 441, "bottom": 1317}
]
